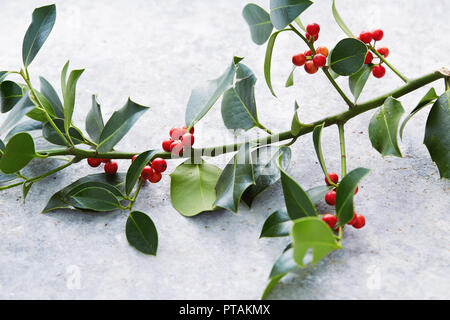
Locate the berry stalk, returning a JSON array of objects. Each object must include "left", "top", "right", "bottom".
[{"left": 368, "top": 44, "right": 408, "bottom": 83}]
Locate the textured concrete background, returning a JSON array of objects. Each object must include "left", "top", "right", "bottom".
[{"left": 0, "top": 0, "right": 449, "bottom": 299}]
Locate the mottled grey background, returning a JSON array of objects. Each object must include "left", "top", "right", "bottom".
[{"left": 0, "top": 0, "right": 449, "bottom": 299}]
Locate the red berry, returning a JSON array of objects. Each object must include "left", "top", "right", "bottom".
[
  {"left": 313, "top": 53, "right": 327, "bottom": 68},
  {"left": 306, "top": 23, "right": 320, "bottom": 36},
  {"left": 354, "top": 186, "right": 359, "bottom": 195},
  {"left": 359, "top": 31, "right": 373, "bottom": 44},
  {"left": 304, "top": 60, "right": 318, "bottom": 74},
  {"left": 182, "top": 125, "right": 194, "bottom": 134},
  {"left": 364, "top": 51, "right": 373, "bottom": 64},
  {"left": 322, "top": 214, "right": 337, "bottom": 229},
  {"left": 372, "top": 29, "right": 383, "bottom": 41},
  {"left": 377, "top": 47, "right": 389, "bottom": 58},
  {"left": 104, "top": 161, "right": 118, "bottom": 175},
  {"left": 170, "top": 141, "right": 183, "bottom": 156},
  {"left": 101, "top": 159, "right": 110, "bottom": 163},
  {"left": 304, "top": 49, "right": 313, "bottom": 57},
  {"left": 149, "top": 170, "right": 162, "bottom": 183},
  {"left": 162, "top": 139, "right": 174, "bottom": 152},
  {"left": 352, "top": 214, "right": 366, "bottom": 229},
  {"left": 87, "top": 158, "right": 102, "bottom": 168},
  {"left": 181, "top": 133, "right": 194, "bottom": 147},
  {"left": 170, "top": 127, "right": 184, "bottom": 140},
  {"left": 131, "top": 155, "right": 138, "bottom": 162},
  {"left": 292, "top": 53, "right": 306, "bottom": 66},
  {"left": 347, "top": 213, "right": 358, "bottom": 225},
  {"left": 324, "top": 190, "right": 336, "bottom": 206},
  {"left": 305, "top": 33, "right": 319, "bottom": 41},
  {"left": 325, "top": 172, "right": 339, "bottom": 185},
  {"left": 372, "top": 65, "right": 386, "bottom": 78},
  {"left": 141, "top": 166, "right": 153, "bottom": 180},
  {"left": 151, "top": 157, "right": 167, "bottom": 173},
  {"left": 316, "top": 46, "right": 329, "bottom": 57}
]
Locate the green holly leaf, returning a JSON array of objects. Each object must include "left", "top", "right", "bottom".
[
  {"left": 278, "top": 157, "right": 318, "bottom": 219},
  {"left": 0, "top": 81, "right": 22, "bottom": 113},
  {"left": 68, "top": 187, "right": 122, "bottom": 212},
  {"left": 170, "top": 159, "right": 222, "bottom": 217},
  {"left": 332, "top": 0, "right": 355, "bottom": 38},
  {"left": 424, "top": 91, "right": 450, "bottom": 179},
  {"left": 85, "top": 95, "right": 104, "bottom": 143},
  {"left": 264, "top": 29, "right": 290, "bottom": 97},
  {"left": 285, "top": 66, "right": 295, "bottom": 88},
  {"left": 291, "top": 217, "right": 341, "bottom": 268},
  {"left": 125, "top": 150, "right": 157, "bottom": 196},
  {"left": 39, "top": 76, "right": 64, "bottom": 118},
  {"left": 214, "top": 143, "right": 254, "bottom": 213},
  {"left": 42, "top": 173, "right": 125, "bottom": 213},
  {"left": 97, "top": 98, "right": 150, "bottom": 152},
  {"left": 242, "top": 146, "right": 291, "bottom": 207},
  {"left": 261, "top": 246, "right": 297, "bottom": 299},
  {"left": 269, "top": 0, "right": 313, "bottom": 30},
  {"left": 335, "top": 167, "right": 370, "bottom": 225},
  {"left": 242, "top": 4, "right": 273, "bottom": 45},
  {"left": 312, "top": 123, "right": 335, "bottom": 183},
  {"left": 0, "top": 132, "right": 37, "bottom": 174},
  {"left": 22, "top": 4, "right": 56, "bottom": 67},
  {"left": 329, "top": 38, "right": 367, "bottom": 76},
  {"left": 369, "top": 96, "right": 405, "bottom": 157},
  {"left": 221, "top": 63, "right": 261, "bottom": 131},
  {"left": 42, "top": 118, "right": 84, "bottom": 145},
  {"left": 260, "top": 208, "right": 292, "bottom": 238},
  {"left": 61, "top": 63, "right": 85, "bottom": 137},
  {"left": 399, "top": 88, "right": 438, "bottom": 139},
  {"left": 126, "top": 211, "right": 158, "bottom": 255},
  {"left": 185, "top": 57, "right": 239, "bottom": 129},
  {"left": 349, "top": 64, "right": 373, "bottom": 102}
]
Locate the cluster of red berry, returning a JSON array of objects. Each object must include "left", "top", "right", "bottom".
[
  {"left": 291, "top": 23, "right": 328, "bottom": 74},
  {"left": 358, "top": 29, "right": 389, "bottom": 78},
  {"left": 87, "top": 155, "right": 167, "bottom": 183},
  {"left": 321, "top": 172, "right": 366, "bottom": 231},
  {"left": 87, "top": 158, "right": 118, "bottom": 175},
  {"left": 162, "top": 125, "right": 195, "bottom": 156},
  {"left": 131, "top": 156, "right": 167, "bottom": 183}
]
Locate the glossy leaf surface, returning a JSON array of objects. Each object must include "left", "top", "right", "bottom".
[
  {"left": 335, "top": 167, "right": 370, "bottom": 225},
  {"left": 221, "top": 63, "right": 259, "bottom": 131},
  {"left": 85, "top": 95, "right": 104, "bottom": 143},
  {"left": 214, "top": 143, "right": 254, "bottom": 213},
  {"left": 0, "top": 132, "right": 36, "bottom": 174},
  {"left": 185, "top": 58, "right": 239, "bottom": 129},
  {"left": 424, "top": 91, "right": 450, "bottom": 179},
  {"left": 0, "top": 81, "right": 22, "bottom": 113},
  {"left": 368, "top": 97, "right": 405, "bottom": 157},
  {"left": 291, "top": 217, "right": 340, "bottom": 267},
  {"left": 242, "top": 146, "right": 291, "bottom": 207},
  {"left": 126, "top": 211, "right": 158, "bottom": 255},
  {"left": 97, "top": 98, "right": 150, "bottom": 152},
  {"left": 22, "top": 4, "right": 56, "bottom": 66},
  {"left": 269, "top": 0, "right": 313, "bottom": 30},
  {"left": 399, "top": 88, "right": 438, "bottom": 139},
  {"left": 242, "top": 4, "right": 273, "bottom": 45},
  {"left": 329, "top": 38, "right": 367, "bottom": 76},
  {"left": 170, "top": 159, "right": 222, "bottom": 217}
]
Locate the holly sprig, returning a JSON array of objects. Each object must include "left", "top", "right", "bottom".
[{"left": 0, "top": 1, "right": 449, "bottom": 299}]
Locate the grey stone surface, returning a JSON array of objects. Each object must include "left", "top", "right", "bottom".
[{"left": 0, "top": 0, "right": 449, "bottom": 299}]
